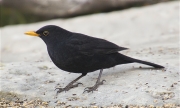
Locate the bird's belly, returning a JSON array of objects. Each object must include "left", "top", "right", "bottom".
[
  {"left": 50, "top": 53, "right": 102, "bottom": 73},
  {"left": 48, "top": 51, "right": 84, "bottom": 72},
  {"left": 48, "top": 48, "right": 119, "bottom": 73},
  {"left": 54, "top": 56, "right": 95, "bottom": 73}
]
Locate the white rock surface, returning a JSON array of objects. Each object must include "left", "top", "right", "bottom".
[{"left": 0, "top": 1, "right": 179, "bottom": 107}]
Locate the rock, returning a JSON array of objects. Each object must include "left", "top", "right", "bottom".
[{"left": 2, "top": 0, "right": 171, "bottom": 18}]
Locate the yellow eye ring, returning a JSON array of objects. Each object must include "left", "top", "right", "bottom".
[{"left": 43, "top": 31, "right": 49, "bottom": 36}]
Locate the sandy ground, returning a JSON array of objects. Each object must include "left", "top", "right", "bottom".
[{"left": 0, "top": 1, "right": 179, "bottom": 107}]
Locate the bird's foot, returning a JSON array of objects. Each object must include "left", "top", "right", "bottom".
[
  {"left": 55, "top": 83, "right": 83, "bottom": 95},
  {"left": 83, "top": 80, "right": 106, "bottom": 93}
]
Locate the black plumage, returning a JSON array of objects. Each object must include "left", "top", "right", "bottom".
[{"left": 25, "top": 25, "right": 164, "bottom": 94}]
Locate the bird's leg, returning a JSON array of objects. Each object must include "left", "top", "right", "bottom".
[
  {"left": 84, "top": 69, "right": 105, "bottom": 93},
  {"left": 55, "top": 73, "right": 86, "bottom": 95}
]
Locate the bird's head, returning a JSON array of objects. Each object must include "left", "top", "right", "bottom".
[{"left": 25, "top": 25, "right": 71, "bottom": 46}]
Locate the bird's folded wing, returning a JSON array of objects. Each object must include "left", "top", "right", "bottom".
[{"left": 67, "top": 33, "right": 128, "bottom": 56}]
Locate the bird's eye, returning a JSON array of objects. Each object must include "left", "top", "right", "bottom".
[{"left": 43, "top": 31, "right": 49, "bottom": 36}]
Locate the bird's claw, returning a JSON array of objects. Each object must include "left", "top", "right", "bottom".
[
  {"left": 55, "top": 82, "right": 83, "bottom": 95},
  {"left": 83, "top": 80, "right": 105, "bottom": 93},
  {"left": 55, "top": 87, "right": 69, "bottom": 95},
  {"left": 83, "top": 87, "right": 95, "bottom": 93}
]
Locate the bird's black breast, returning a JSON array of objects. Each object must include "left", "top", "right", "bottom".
[
  {"left": 47, "top": 43, "right": 74, "bottom": 72},
  {"left": 47, "top": 43, "right": 88, "bottom": 73}
]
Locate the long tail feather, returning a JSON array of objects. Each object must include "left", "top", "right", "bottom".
[
  {"left": 133, "top": 59, "right": 164, "bottom": 68},
  {"left": 117, "top": 54, "right": 164, "bottom": 68}
]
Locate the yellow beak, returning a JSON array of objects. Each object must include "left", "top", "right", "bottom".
[{"left": 25, "top": 31, "right": 39, "bottom": 36}]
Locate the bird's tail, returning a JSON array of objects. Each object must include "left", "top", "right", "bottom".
[
  {"left": 132, "top": 58, "right": 164, "bottom": 68},
  {"left": 117, "top": 54, "right": 164, "bottom": 68}
]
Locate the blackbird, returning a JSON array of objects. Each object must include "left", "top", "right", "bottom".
[{"left": 25, "top": 25, "right": 164, "bottom": 94}]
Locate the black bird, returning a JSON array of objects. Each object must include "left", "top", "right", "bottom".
[{"left": 25, "top": 25, "right": 164, "bottom": 94}]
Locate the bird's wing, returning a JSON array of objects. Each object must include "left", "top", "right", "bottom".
[{"left": 67, "top": 33, "right": 128, "bottom": 56}]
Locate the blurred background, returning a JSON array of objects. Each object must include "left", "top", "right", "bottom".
[{"left": 0, "top": 0, "right": 174, "bottom": 27}]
